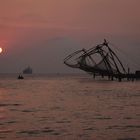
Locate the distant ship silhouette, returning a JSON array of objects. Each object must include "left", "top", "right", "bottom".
[{"left": 23, "top": 66, "right": 33, "bottom": 74}]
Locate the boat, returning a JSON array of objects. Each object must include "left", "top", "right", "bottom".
[
  {"left": 23, "top": 66, "right": 33, "bottom": 74},
  {"left": 18, "top": 75, "right": 24, "bottom": 80}
]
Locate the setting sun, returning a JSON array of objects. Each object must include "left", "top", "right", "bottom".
[{"left": 0, "top": 47, "right": 2, "bottom": 53}]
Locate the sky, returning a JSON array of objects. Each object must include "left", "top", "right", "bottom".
[{"left": 0, "top": 0, "right": 140, "bottom": 73}]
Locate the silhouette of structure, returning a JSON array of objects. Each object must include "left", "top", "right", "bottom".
[
  {"left": 23, "top": 66, "right": 32, "bottom": 74},
  {"left": 18, "top": 75, "right": 24, "bottom": 80},
  {"left": 64, "top": 39, "right": 137, "bottom": 81}
]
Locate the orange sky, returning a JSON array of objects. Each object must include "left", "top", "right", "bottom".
[
  {"left": 0, "top": 0, "right": 140, "bottom": 73},
  {"left": 1, "top": 0, "right": 140, "bottom": 33}
]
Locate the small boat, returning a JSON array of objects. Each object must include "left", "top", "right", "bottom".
[{"left": 18, "top": 75, "right": 24, "bottom": 80}]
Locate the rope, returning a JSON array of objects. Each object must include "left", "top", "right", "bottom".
[{"left": 109, "top": 42, "right": 140, "bottom": 70}]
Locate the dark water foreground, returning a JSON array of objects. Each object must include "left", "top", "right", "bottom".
[{"left": 0, "top": 74, "right": 140, "bottom": 140}]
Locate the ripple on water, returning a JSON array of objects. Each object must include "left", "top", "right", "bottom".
[
  {"left": 123, "top": 117, "right": 133, "bottom": 120},
  {"left": 50, "top": 106, "right": 64, "bottom": 112},
  {"left": 130, "top": 93, "right": 140, "bottom": 97},
  {"left": 117, "top": 138, "right": 137, "bottom": 140},
  {"left": 0, "top": 103, "right": 21, "bottom": 107},
  {"left": 21, "top": 108, "right": 39, "bottom": 113},
  {"left": 0, "top": 120, "right": 17, "bottom": 125},
  {"left": 106, "top": 125, "right": 140, "bottom": 130},
  {"left": 83, "top": 127, "right": 96, "bottom": 131},
  {"left": 0, "top": 129, "right": 13, "bottom": 134},
  {"left": 0, "top": 136, "right": 6, "bottom": 139},
  {"left": 17, "top": 127, "right": 61, "bottom": 137},
  {"left": 93, "top": 117, "right": 112, "bottom": 120},
  {"left": 56, "top": 120, "right": 71, "bottom": 124}
]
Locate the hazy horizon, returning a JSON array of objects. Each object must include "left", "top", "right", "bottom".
[{"left": 0, "top": 0, "right": 140, "bottom": 73}]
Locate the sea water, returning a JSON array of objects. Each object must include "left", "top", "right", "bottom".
[{"left": 0, "top": 74, "right": 140, "bottom": 140}]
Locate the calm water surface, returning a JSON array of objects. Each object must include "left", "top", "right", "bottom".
[{"left": 0, "top": 74, "right": 140, "bottom": 140}]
